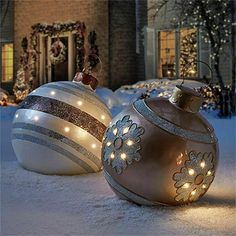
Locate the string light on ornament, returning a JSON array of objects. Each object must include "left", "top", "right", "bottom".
[{"left": 12, "top": 55, "right": 112, "bottom": 175}]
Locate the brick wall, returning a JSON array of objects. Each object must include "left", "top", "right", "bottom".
[
  {"left": 108, "top": 0, "right": 137, "bottom": 90},
  {"left": 14, "top": 0, "right": 109, "bottom": 87}
]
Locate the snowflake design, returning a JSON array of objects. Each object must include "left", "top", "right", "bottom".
[
  {"left": 103, "top": 115, "right": 145, "bottom": 174},
  {"left": 173, "top": 151, "right": 215, "bottom": 203}
]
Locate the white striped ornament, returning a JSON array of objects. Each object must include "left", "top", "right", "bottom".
[{"left": 11, "top": 81, "right": 112, "bottom": 175}]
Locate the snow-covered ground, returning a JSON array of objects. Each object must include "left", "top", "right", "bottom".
[{"left": 1, "top": 83, "right": 236, "bottom": 235}]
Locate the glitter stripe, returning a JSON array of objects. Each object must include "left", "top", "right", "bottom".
[
  {"left": 12, "top": 133, "right": 95, "bottom": 173},
  {"left": 12, "top": 122, "right": 101, "bottom": 168},
  {"left": 20, "top": 95, "right": 106, "bottom": 142},
  {"left": 133, "top": 99, "right": 216, "bottom": 144},
  {"left": 41, "top": 82, "right": 111, "bottom": 116},
  {"left": 104, "top": 170, "right": 165, "bottom": 206}
]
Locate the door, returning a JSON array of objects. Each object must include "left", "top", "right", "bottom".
[{"left": 39, "top": 32, "right": 75, "bottom": 85}]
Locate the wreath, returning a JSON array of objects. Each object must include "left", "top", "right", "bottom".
[{"left": 49, "top": 40, "right": 66, "bottom": 65}]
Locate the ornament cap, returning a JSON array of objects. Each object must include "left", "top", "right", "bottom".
[
  {"left": 73, "top": 72, "right": 98, "bottom": 90},
  {"left": 169, "top": 85, "right": 203, "bottom": 113}
]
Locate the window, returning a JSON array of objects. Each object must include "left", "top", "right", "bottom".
[
  {"left": 179, "top": 28, "right": 197, "bottom": 77},
  {"left": 158, "top": 28, "right": 198, "bottom": 78},
  {"left": 159, "top": 31, "right": 176, "bottom": 78},
  {"left": 1, "top": 43, "right": 13, "bottom": 82}
]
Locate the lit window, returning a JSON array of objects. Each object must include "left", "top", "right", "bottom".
[
  {"left": 159, "top": 31, "right": 176, "bottom": 78},
  {"left": 1, "top": 43, "right": 13, "bottom": 82}
]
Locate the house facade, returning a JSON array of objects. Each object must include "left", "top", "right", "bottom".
[
  {"left": 145, "top": 0, "right": 236, "bottom": 85},
  {"left": 1, "top": 0, "right": 147, "bottom": 93}
]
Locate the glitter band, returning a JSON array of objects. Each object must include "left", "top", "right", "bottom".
[
  {"left": 20, "top": 95, "right": 106, "bottom": 142},
  {"left": 12, "top": 122, "right": 101, "bottom": 168},
  {"left": 12, "top": 133, "right": 96, "bottom": 173},
  {"left": 133, "top": 99, "right": 217, "bottom": 144}
]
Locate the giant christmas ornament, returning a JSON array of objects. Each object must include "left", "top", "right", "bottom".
[
  {"left": 12, "top": 74, "right": 112, "bottom": 175},
  {"left": 102, "top": 85, "right": 219, "bottom": 205}
]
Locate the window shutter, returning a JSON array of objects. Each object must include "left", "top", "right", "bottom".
[{"left": 144, "top": 27, "right": 156, "bottom": 79}]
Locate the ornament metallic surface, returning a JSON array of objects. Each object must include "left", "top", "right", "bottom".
[
  {"left": 104, "top": 170, "right": 164, "bottom": 206},
  {"left": 173, "top": 151, "right": 215, "bottom": 202},
  {"left": 102, "top": 85, "right": 219, "bottom": 205},
  {"left": 133, "top": 99, "right": 216, "bottom": 144},
  {"left": 103, "top": 115, "right": 145, "bottom": 174},
  {"left": 20, "top": 95, "right": 106, "bottom": 142}
]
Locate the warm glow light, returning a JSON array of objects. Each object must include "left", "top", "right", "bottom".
[
  {"left": 182, "top": 183, "right": 190, "bottom": 189},
  {"left": 188, "top": 169, "right": 195, "bottom": 175},
  {"left": 113, "top": 128, "right": 118, "bottom": 135},
  {"left": 191, "top": 189, "right": 197, "bottom": 196},
  {"left": 202, "top": 184, "right": 207, "bottom": 189},
  {"left": 91, "top": 143, "right": 96, "bottom": 149},
  {"left": 64, "top": 127, "right": 70, "bottom": 132},
  {"left": 123, "top": 127, "right": 129, "bottom": 134},
  {"left": 127, "top": 140, "right": 134, "bottom": 146},
  {"left": 207, "top": 170, "right": 212, "bottom": 176},
  {"left": 121, "top": 153, "right": 126, "bottom": 160},
  {"left": 101, "top": 115, "right": 105, "bottom": 120},
  {"left": 77, "top": 100, "right": 83, "bottom": 106},
  {"left": 106, "top": 141, "right": 112, "bottom": 147},
  {"left": 110, "top": 153, "right": 115, "bottom": 159},
  {"left": 200, "top": 161, "right": 206, "bottom": 168},
  {"left": 34, "top": 116, "right": 39, "bottom": 121},
  {"left": 50, "top": 91, "right": 56, "bottom": 95},
  {"left": 15, "top": 114, "right": 19, "bottom": 118}
]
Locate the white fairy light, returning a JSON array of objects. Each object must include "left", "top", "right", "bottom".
[
  {"left": 64, "top": 127, "right": 70, "bottom": 132},
  {"left": 110, "top": 153, "right": 115, "bottom": 159},
  {"left": 77, "top": 100, "right": 83, "bottom": 106},
  {"left": 188, "top": 169, "right": 195, "bottom": 175},
  {"left": 182, "top": 183, "right": 190, "bottom": 189},
  {"left": 50, "top": 91, "right": 56, "bottom": 95},
  {"left": 200, "top": 161, "right": 206, "bottom": 168},
  {"left": 113, "top": 128, "right": 118, "bottom": 135},
  {"left": 123, "top": 127, "right": 129, "bottom": 134},
  {"left": 127, "top": 140, "right": 134, "bottom": 146},
  {"left": 121, "top": 153, "right": 126, "bottom": 160},
  {"left": 91, "top": 143, "right": 96, "bottom": 149},
  {"left": 106, "top": 141, "right": 112, "bottom": 147},
  {"left": 191, "top": 189, "right": 197, "bottom": 196},
  {"left": 33, "top": 116, "right": 39, "bottom": 121},
  {"left": 101, "top": 115, "right": 105, "bottom": 120},
  {"left": 15, "top": 114, "right": 19, "bottom": 118}
]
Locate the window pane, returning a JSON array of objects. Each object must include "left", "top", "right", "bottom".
[
  {"left": 179, "top": 28, "right": 197, "bottom": 78},
  {"left": 159, "top": 31, "right": 176, "bottom": 78},
  {"left": 1, "top": 43, "right": 13, "bottom": 82}
]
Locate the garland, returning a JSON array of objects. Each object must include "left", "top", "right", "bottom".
[{"left": 31, "top": 21, "right": 86, "bottom": 71}]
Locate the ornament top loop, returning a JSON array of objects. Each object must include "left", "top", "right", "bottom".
[{"left": 169, "top": 85, "right": 204, "bottom": 113}]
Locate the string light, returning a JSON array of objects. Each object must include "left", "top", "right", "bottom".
[
  {"left": 50, "top": 91, "right": 55, "bottom": 95},
  {"left": 191, "top": 189, "right": 197, "bottom": 196},
  {"left": 110, "top": 153, "right": 115, "bottom": 159},
  {"left": 188, "top": 169, "right": 195, "bottom": 175},
  {"left": 77, "top": 100, "right": 83, "bottom": 106},
  {"left": 101, "top": 115, "right": 105, "bottom": 120},
  {"left": 121, "top": 153, "right": 126, "bottom": 160},
  {"left": 127, "top": 140, "right": 134, "bottom": 146},
  {"left": 207, "top": 170, "right": 212, "bottom": 176},
  {"left": 15, "top": 114, "right": 19, "bottom": 118},
  {"left": 113, "top": 128, "right": 118, "bottom": 135},
  {"left": 33, "top": 116, "right": 39, "bottom": 121},
  {"left": 106, "top": 141, "right": 112, "bottom": 147},
  {"left": 182, "top": 183, "right": 190, "bottom": 188},
  {"left": 91, "top": 143, "right": 96, "bottom": 149},
  {"left": 200, "top": 161, "right": 206, "bottom": 168},
  {"left": 64, "top": 127, "right": 70, "bottom": 132},
  {"left": 123, "top": 127, "right": 129, "bottom": 134}
]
